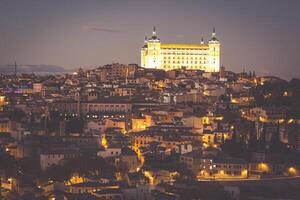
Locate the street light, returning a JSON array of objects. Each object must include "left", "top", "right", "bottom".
[
  {"left": 259, "top": 163, "right": 269, "bottom": 173},
  {"left": 288, "top": 167, "right": 297, "bottom": 176}
]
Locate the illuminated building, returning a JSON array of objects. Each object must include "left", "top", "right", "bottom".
[
  {"left": 33, "top": 83, "right": 43, "bottom": 93},
  {"left": 199, "top": 157, "right": 248, "bottom": 179},
  {"left": 101, "top": 135, "right": 108, "bottom": 148},
  {"left": 0, "top": 95, "right": 6, "bottom": 106},
  {"left": 131, "top": 115, "right": 152, "bottom": 132},
  {"left": 202, "top": 130, "right": 232, "bottom": 145},
  {"left": 95, "top": 63, "right": 137, "bottom": 83},
  {"left": 66, "top": 175, "right": 84, "bottom": 186},
  {"left": 68, "top": 182, "right": 119, "bottom": 194},
  {"left": 40, "top": 150, "right": 83, "bottom": 171},
  {"left": 104, "top": 118, "right": 126, "bottom": 133},
  {"left": 119, "top": 148, "right": 140, "bottom": 173},
  {"left": 141, "top": 27, "right": 220, "bottom": 72},
  {"left": 180, "top": 152, "right": 248, "bottom": 179},
  {"left": 0, "top": 117, "right": 10, "bottom": 133}
]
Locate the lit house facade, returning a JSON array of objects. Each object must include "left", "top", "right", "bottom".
[{"left": 141, "top": 27, "right": 220, "bottom": 72}]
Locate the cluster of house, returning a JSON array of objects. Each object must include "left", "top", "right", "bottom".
[{"left": 0, "top": 64, "right": 299, "bottom": 199}]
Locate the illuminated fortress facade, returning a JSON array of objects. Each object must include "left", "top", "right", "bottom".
[{"left": 141, "top": 27, "right": 220, "bottom": 72}]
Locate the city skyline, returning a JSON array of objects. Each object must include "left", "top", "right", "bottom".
[
  {"left": 0, "top": 0, "right": 300, "bottom": 80},
  {"left": 1, "top": 1, "right": 300, "bottom": 198}
]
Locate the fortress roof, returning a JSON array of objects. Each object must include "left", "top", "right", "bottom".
[{"left": 161, "top": 43, "right": 209, "bottom": 49}]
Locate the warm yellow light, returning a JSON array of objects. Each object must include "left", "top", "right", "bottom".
[
  {"left": 259, "top": 163, "right": 269, "bottom": 172},
  {"left": 288, "top": 167, "right": 297, "bottom": 176},
  {"left": 143, "top": 38, "right": 220, "bottom": 71},
  {"left": 242, "top": 170, "right": 248, "bottom": 177},
  {"left": 200, "top": 170, "right": 209, "bottom": 177},
  {"left": 254, "top": 79, "right": 257, "bottom": 84},
  {"left": 231, "top": 99, "right": 238, "bottom": 104},
  {"left": 219, "top": 170, "right": 224, "bottom": 175},
  {"left": 0, "top": 96, "right": 5, "bottom": 106},
  {"left": 144, "top": 171, "right": 154, "bottom": 185},
  {"left": 101, "top": 136, "right": 108, "bottom": 148},
  {"left": 215, "top": 116, "right": 224, "bottom": 121},
  {"left": 66, "top": 175, "right": 84, "bottom": 185},
  {"left": 259, "top": 116, "right": 267, "bottom": 122},
  {"left": 203, "top": 116, "right": 210, "bottom": 124},
  {"left": 170, "top": 172, "right": 179, "bottom": 178}
]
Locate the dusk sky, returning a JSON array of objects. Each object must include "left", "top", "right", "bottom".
[{"left": 0, "top": 0, "right": 300, "bottom": 79}]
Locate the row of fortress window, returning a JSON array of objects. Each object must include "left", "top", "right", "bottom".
[
  {"left": 163, "top": 61, "right": 211, "bottom": 64},
  {"left": 163, "top": 57, "right": 207, "bottom": 60},
  {"left": 163, "top": 66, "right": 209, "bottom": 69}
]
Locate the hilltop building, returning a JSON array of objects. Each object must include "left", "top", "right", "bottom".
[{"left": 141, "top": 27, "right": 220, "bottom": 72}]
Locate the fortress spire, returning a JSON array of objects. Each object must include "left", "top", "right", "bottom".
[
  {"left": 201, "top": 37, "right": 204, "bottom": 44},
  {"left": 212, "top": 27, "right": 216, "bottom": 38},
  {"left": 152, "top": 26, "right": 156, "bottom": 36},
  {"left": 143, "top": 36, "right": 148, "bottom": 47},
  {"left": 150, "top": 26, "right": 159, "bottom": 40},
  {"left": 209, "top": 27, "right": 219, "bottom": 42}
]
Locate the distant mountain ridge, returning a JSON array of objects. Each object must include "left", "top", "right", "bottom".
[{"left": 0, "top": 64, "right": 71, "bottom": 74}]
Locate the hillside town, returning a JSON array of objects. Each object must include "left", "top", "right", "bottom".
[{"left": 0, "top": 63, "right": 300, "bottom": 199}]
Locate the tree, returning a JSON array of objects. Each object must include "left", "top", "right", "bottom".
[
  {"left": 66, "top": 117, "right": 84, "bottom": 134},
  {"left": 214, "top": 134, "right": 218, "bottom": 144},
  {"left": 42, "top": 165, "right": 72, "bottom": 182},
  {"left": 221, "top": 127, "right": 247, "bottom": 157},
  {"left": 221, "top": 133, "right": 225, "bottom": 144},
  {"left": 269, "top": 123, "right": 287, "bottom": 153},
  {"left": 248, "top": 132, "right": 257, "bottom": 151},
  {"left": 18, "top": 157, "right": 41, "bottom": 176},
  {"left": 8, "top": 108, "right": 26, "bottom": 121},
  {"left": 63, "top": 156, "right": 116, "bottom": 177},
  {"left": 257, "top": 125, "right": 267, "bottom": 151},
  {"left": 46, "top": 111, "right": 61, "bottom": 132},
  {"left": 0, "top": 149, "right": 17, "bottom": 177}
]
